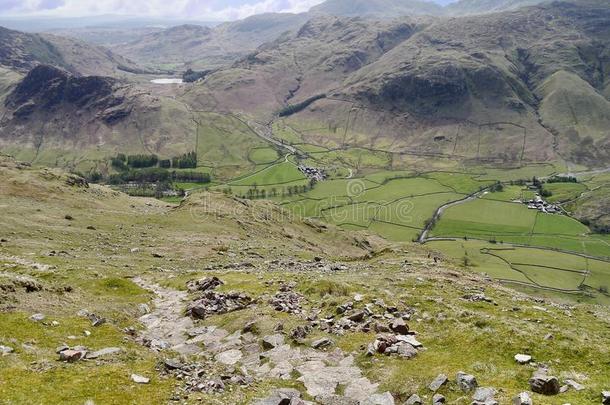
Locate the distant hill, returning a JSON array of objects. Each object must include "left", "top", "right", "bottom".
[
  {"left": 310, "top": 0, "right": 443, "bottom": 18},
  {"left": 113, "top": 13, "right": 310, "bottom": 70},
  {"left": 0, "top": 25, "right": 149, "bottom": 77},
  {"left": 310, "top": 0, "right": 554, "bottom": 17},
  {"left": 446, "top": 0, "right": 548, "bottom": 15}
]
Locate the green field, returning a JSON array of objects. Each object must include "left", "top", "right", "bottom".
[{"left": 201, "top": 124, "right": 610, "bottom": 304}]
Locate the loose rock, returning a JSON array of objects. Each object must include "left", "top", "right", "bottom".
[
  {"left": 186, "top": 276, "right": 223, "bottom": 292},
  {"left": 262, "top": 334, "right": 284, "bottom": 349},
  {"left": 515, "top": 354, "right": 532, "bottom": 364},
  {"left": 0, "top": 345, "right": 14, "bottom": 355},
  {"left": 187, "top": 291, "right": 252, "bottom": 319},
  {"left": 311, "top": 337, "right": 334, "bottom": 349},
  {"left": 59, "top": 349, "right": 86, "bottom": 362},
  {"left": 405, "top": 394, "right": 422, "bottom": 405},
  {"left": 253, "top": 388, "right": 302, "bottom": 405},
  {"left": 564, "top": 379, "right": 584, "bottom": 391},
  {"left": 131, "top": 374, "right": 150, "bottom": 384},
  {"left": 389, "top": 318, "right": 409, "bottom": 335},
  {"left": 432, "top": 393, "right": 446, "bottom": 404},
  {"left": 472, "top": 387, "right": 497, "bottom": 404},
  {"left": 30, "top": 313, "right": 45, "bottom": 322},
  {"left": 529, "top": 372, "right": 560, "bottom": 395},
  {"left": 429, "top": 374, "right": 448, "bottom": 392},
  {"left": 512, "top": 392, "right": 532, "bottom": 405},
  {"left": 457, "top": 371, "right": 478, "bottom": 392}
]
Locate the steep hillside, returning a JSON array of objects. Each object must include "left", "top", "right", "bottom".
[
  {"left": 0, "top": 26, "right": 146, "bottom": 77},
  {"left": 190, "top": 0, "right": 609, "bottom": 166},
  {"left": 0, "top": 65, "right": 195, "bottom": 170}
]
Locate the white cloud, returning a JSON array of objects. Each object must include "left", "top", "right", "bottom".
[{"left": 0, "top": 0, "right": 327, "bottom": 20}]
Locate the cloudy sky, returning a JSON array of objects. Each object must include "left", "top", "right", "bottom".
[{"left": 0, "top": 0, "right": 329, "bottom": 20}]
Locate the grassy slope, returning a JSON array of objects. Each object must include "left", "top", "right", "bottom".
[{"left": 1, "top": 157, "right": 610, "bottom": 404}]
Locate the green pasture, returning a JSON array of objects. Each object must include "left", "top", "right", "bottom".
[{"left": 543, "top": 182, "right": 587, "bottom": 203}]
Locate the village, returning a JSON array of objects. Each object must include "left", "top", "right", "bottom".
[
  {"left": 522, "top": 195, "right": 562, "bottom": 214},
  {"left": 297, "top": 165, "right": 327, "bottom": 182}
]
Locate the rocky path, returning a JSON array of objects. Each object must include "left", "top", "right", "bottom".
[
  {"left": 133, "top": 277, "right": 199, "bottom": 355},
  {"left": 134, "top": 277, "right": 389, "bottom": 404}
]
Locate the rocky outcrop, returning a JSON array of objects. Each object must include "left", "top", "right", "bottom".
[{"left": 4, "top": 65, "right": 131, "bottom": 125}]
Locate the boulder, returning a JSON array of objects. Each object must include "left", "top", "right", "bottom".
[
  {"left": 262, "top": 334, "right": 285, "bottom": 349},
  {"left": 529, "top": 373, "right": 560, "bottom": 395},
  {"left": 456, "top": 372, "right": 478, "bottom": 392},
  {"left": 131, "top": 374, "right": 150, "bottom": 384},
  {"left": 472, "top": 387, "right": 497, "bottom": 404},
  {"left": 311, "top": 337, "right": 334, "bottom": 349},
  {"left": 429, "top": 374, "right": 448, "bottom": 392},
  {"left": 396, "top": 342, "right": 417, "bottom": 359},
  {"left": 512, "top": 392, "right": 532, "bottom": 405},
  {"left": 432, "top": 394, "right": 446, "bottom": 404},
  {"left": 215, "top": 349, "right": 243, "bottom": 365},
  {"left": 30, "top": 313, "right": 45, "bottom": 322},
  {"left": 163, "top": 358, "right": 184, "bottom": 370},
  {"left": 59, "top": 349, "right": 86, "bottom": 362},
  {"left": 347, "top": 310, "right": 366, "bottom": 322},
  {"left": 389, "top": 318, "right": 409, "bottom": 335},
  {"left": 396, "top": 335, "right": 422, "bottom": 348},
  {"left": 186, "top": 276, "right": 223, "bottom": 292},
  {"left": 291, "top": 325, "right": 311, "bottom": 341},
  {"left": 404, "top": 394, "right": 422, "bottom": 405},
  {"left": 515, "top": 354, "right": 532, "bottom": 364}
]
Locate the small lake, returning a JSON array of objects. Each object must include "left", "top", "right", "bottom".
[{"left": 150, "top": 78, "right": 183, "bottom": 84}]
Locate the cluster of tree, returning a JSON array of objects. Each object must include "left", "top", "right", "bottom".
[
  {"left": 127, "top": 154, "right": 159, "bottom": 168},
  {"left": 278, "top": 94, "right": 326, "bottom": 117},
  {"left": 172, "top": 152, "right": 198, "bottom": 169},
  {"left": 236, "top": 183, "right": 314, "bottom": 199},
  {"left": 107, "top": 167, "right": 210, "bottom": 185},
  {"left": 531, "top": 176, "right": 553, "bottom": 197},
  {"left": 547, "top": 176, "right": 578, "bottom": 183},
  {"left": 111, "top": 153, "right": 159, "bottom": 169},
  {"left": 489, "top": 182, "right": 504, "bottom": 192},
  {"left": 182, "top": 69, "right": 211, "bottom": 83},
  {"left": 110, "top": 152, "right": 197, "bottom": 171}
]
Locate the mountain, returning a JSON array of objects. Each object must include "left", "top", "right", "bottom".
[
  {"left": 0, "top": 64, "right": 195, "bottom": 168},
  {"left": 309, "top": 0, "right": 549, "bottom": 17},
  {"left": 112, "top": 13, "right": 310, "bottom": 70},
  {"left": 0, "top": 25, "right": 147, "bottom": 77},
  {"left": 447, "top": 0, "right": 548, "bottom": 15},
  {"left": 192, "top": 0, "right": 609, "bottom": 166},
  {"left": 310, "top": 0, "right": 443, "bottom": 18}
]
